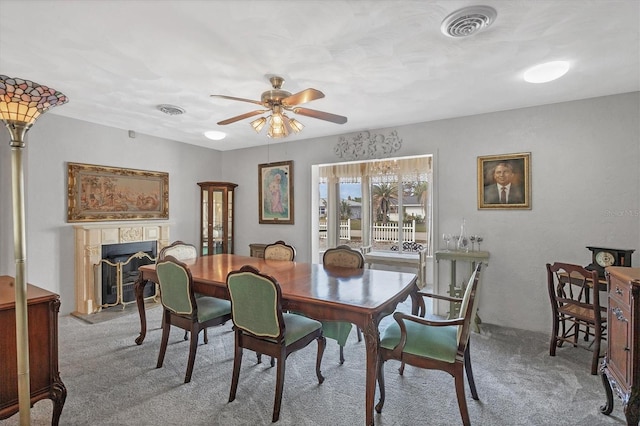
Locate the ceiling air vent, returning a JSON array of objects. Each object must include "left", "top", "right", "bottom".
[
  {"left": 441, "top": 5, "right": 497, "bottom": 38},
  {"left": 157, "top": 104, "right": 185, "bottom": 115}
]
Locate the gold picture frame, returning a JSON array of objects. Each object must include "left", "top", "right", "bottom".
[
  {"left": 477, "top": 152, "right": 531, "bottom": 210},
  {"left": 67, "top": 162, "right": 169, "bottom": 222},
  {"left": 258, "top": 160, "right": 294, "bottom": 224}
]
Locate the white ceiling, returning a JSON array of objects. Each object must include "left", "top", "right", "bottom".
[{"left": 1, "top": 1, "right": 638, "bottom": 151}]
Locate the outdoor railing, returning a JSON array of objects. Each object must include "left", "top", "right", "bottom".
[
  {"left": 372, "top": 220, "right": 415, "bottom": 242},
  {"left": 319, "top": 219, "right": 351, "bottom": 240},
  {"left": 319, "top": 219, "right": 416, "bottom": 243}
]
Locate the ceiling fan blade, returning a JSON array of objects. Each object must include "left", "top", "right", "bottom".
[
  {"left": 293, "top": 107, "right": 348, "bottom": 124},
  {"left": 217, "top": 110, "right": 267, "bottom": 125},
  {"left": 210, "top": 94, "right": 263, "bottom": 106},
  {"left": 282, "top": 88, "right": 324, "bottom": 106}
]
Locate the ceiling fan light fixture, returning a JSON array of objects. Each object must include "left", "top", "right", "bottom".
[
  {"left": 523, "top": 61, "right": 570, "bottom": 83},
  {"left": 267, "top": 113, "right": 288, "bottom": 138},
  {"left": 250, "top": 116, "right": 267, "bottom": 133},
  {"left": 288, "top": 117, "right": 304, "bottom": 133}
]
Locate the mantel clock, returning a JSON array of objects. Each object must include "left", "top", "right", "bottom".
[{"left": 585, "top": 246, "right": 635, "bottom": 278}]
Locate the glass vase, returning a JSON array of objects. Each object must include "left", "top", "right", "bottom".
[{"left": 456, "top": 218, "right": 469, "bottom": 252}]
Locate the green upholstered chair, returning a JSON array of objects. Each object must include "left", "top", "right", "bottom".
[
  {"left": 376, "top": 263, "right": 482, "bottom": 426},
  {"left": 226, "top": 265, "right": 326, "bottom": 422},
  {"left": 155, "top": 256, "right": 231, "bottom": 384},
  {"left": 263, "top": 240, "right": 296, "bottom": 261},
  {"left": 321, "top": 245, "right": 365, "bottom": 363},
  {"left": 158, "top": 241, "right": 201, "bottom": 341},
  {"left": 546, "top": 262, "right": 606, "bottom": 375}
]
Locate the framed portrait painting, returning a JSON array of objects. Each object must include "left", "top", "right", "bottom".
[
  {"left": 477, "top": 152, "right": 531, "bottom": 210},
  {"left": 258, "top": 160, "right": 294, "bottom": 224},
  {"left": 67, "top": 162, "right": 169, "bottom": 222}
]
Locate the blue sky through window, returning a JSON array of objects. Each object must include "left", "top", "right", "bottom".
[{"left": 319, "top": 183, "right": 362, "bottom": 200}]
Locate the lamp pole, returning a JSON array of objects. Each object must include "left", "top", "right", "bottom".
[
  {"left": 0, "top": 75, "right": 67, "bottom": 425},
  {"left": 7, "top": 122, "right": 30, "bottom": 425}
]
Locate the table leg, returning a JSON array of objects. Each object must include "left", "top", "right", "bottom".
[
  {"left": 134, "top": 273, "right": 149, "bottom": 345},
  {"left": 362, "top": 316, "right": 380, "bottom": 426}
]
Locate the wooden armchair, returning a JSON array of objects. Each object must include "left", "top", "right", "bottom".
[
  {"left": 376, "top": 263, "right": 482, "bottom": 426},
  {"left": 226, "top": 265, "right": 325, "bottom": 422},
  {"left": 263, "top": 240, "right": 296, "bottom": 261},
  {"left": 322, "top": 245, "right": 364, "bottom": 363},
  {"left": 546, "top": 262, "right": 607, "bottom": 375},
  {"left": 155, "top": 256, "right": 231, "bottom": 383}
]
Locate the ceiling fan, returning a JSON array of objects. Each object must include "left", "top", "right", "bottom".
[{"left": 211, "top": 76, "right": 347, "bottom": 138}]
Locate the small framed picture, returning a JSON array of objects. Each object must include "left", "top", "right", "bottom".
[
  {"left": 258, "top": 160, "right": 294, "bottom": 224},
  {"left": 477, "top": 152, "right": 531, "bottom": 210}
]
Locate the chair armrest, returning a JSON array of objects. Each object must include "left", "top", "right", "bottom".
[
  {"left": 387, "top": 311, "right": 464, "bottom": 358},
  {"left": 418, "top": 291, "right": 462, "bottom": 303},
  {"left": 394, "top": 311, "right": 464, "bottom": 328}
]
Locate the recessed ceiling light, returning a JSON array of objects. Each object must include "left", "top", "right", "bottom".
[
  {"left": 523, "top": 61, "right": 570, "bottom": 83},
  {"left": 204, "top": 130, "right": 226, "bottom": 140}
]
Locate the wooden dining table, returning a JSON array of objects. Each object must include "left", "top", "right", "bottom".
[{"left": 134, "top": 254, "right": 420, "bottom": 425}]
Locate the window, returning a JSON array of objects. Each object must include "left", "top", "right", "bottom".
[{"left": 315, "top": 155, "right": 432, "bottom": 258}]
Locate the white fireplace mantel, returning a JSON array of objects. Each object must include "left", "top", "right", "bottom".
[{"left": 74, "top": 221, "right": 170, "bottom": 314}]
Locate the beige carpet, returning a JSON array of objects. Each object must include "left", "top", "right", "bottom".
[{"left": 4, "top": 299, "right": 628, "bottom": 425}]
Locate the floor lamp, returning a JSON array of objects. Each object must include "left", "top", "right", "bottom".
[{"left": 0, "top": 75, "right": 67, "bottom": 425}]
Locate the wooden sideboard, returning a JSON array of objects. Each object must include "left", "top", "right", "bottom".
[
  {"left": 0, "top": 276, "right": 66, "bottom": 425},
  {"left": 601, "top": 266, "right": 640, "bottom": 425}
]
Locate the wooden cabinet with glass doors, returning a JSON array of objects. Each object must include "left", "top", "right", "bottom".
[{"left": 198, "top": 182, "right": 237, "bottom": 256}]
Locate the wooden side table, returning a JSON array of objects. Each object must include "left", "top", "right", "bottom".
[
  {"left": 601, "top": 266, "right": 640, "bottom": 425},
  {"left": 363, "top": 249, "right": 427, "bottom": 288},
  {"left": 0, "top": 276, "right": 66, "bottom": 425},
  {"left": 435, "top": 250, "right": 489, "bottom": 328}
]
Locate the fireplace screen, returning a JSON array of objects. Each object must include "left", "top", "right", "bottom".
[{"left": 96, "top": 241, "right": 157, "bottom": 308}]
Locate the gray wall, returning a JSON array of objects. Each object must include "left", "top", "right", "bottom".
[
  {"left": 1, "top": 92, "right": 638, "bottom": 333},
  {"left": 0, "top": 116, "right": 221, "bottom": 314}
]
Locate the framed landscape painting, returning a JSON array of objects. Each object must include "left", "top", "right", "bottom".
[
  {"left": 67, "top": 162, "right": 169, "bottom": 222},
  {"left": 477, "top": 152, "right": 531, "bottom": 210},
  {"left": 258, "top": 160, "right": 294, "bottom": 224}
]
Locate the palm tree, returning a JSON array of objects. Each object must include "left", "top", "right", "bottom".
[
  {"left": 372, "top": 182, "right": 398, "bottom": 223},
  {"left": 413, "top": 181, "right": 428, "bottom": 221},
  {"left": 339, "top": 199, "right": 352, "bottom": 220}
]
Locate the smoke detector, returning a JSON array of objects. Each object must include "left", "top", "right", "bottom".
[
  {"left": 157, "top": 104, "right": 186, "bottom": 115},
  {"left": 441, "top": 5, "right": 497, "bottom": 38}
]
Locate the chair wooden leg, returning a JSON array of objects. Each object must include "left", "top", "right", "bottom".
[
  {"left": 316, "top": 336, "right": 326, "bottom": 384},
  {"left": 156, "top": 312, "right": 170, "bottom": 369},
  {"left": 339, "top": 345, "right": 345, "bottom": 365},
  {"left": 549, "top": 315, "right": 559, "bottom": 356},
  {"left": 375, "top": 356, "right": 386, "bottom": 413},
  {"left": 273, "top": 353, "right": 286, "bottom": 422},
  {"left": 184, "top": 324, "right": 199, "bottom": 383},
  {"left": 591, "top": 325, "right": 602, "bottom": 375},
  {"left": 356, "top": 326, "right": 362, "bottom": 342},
  {"left": 464, "top": 344, "right": 479, "bottom": 400},
  {"left": 185, "top": 328, "right": 207, "bottom": 343},
  {"left": 454, "top": 365, "right": 471, "bottom": 426},
  {"left": 229, "top": 335, "right": 243, "bottom": 402}
]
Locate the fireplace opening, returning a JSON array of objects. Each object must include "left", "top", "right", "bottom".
[{"left": 99, "top": 241, "right": 157, "bottom": 307}]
